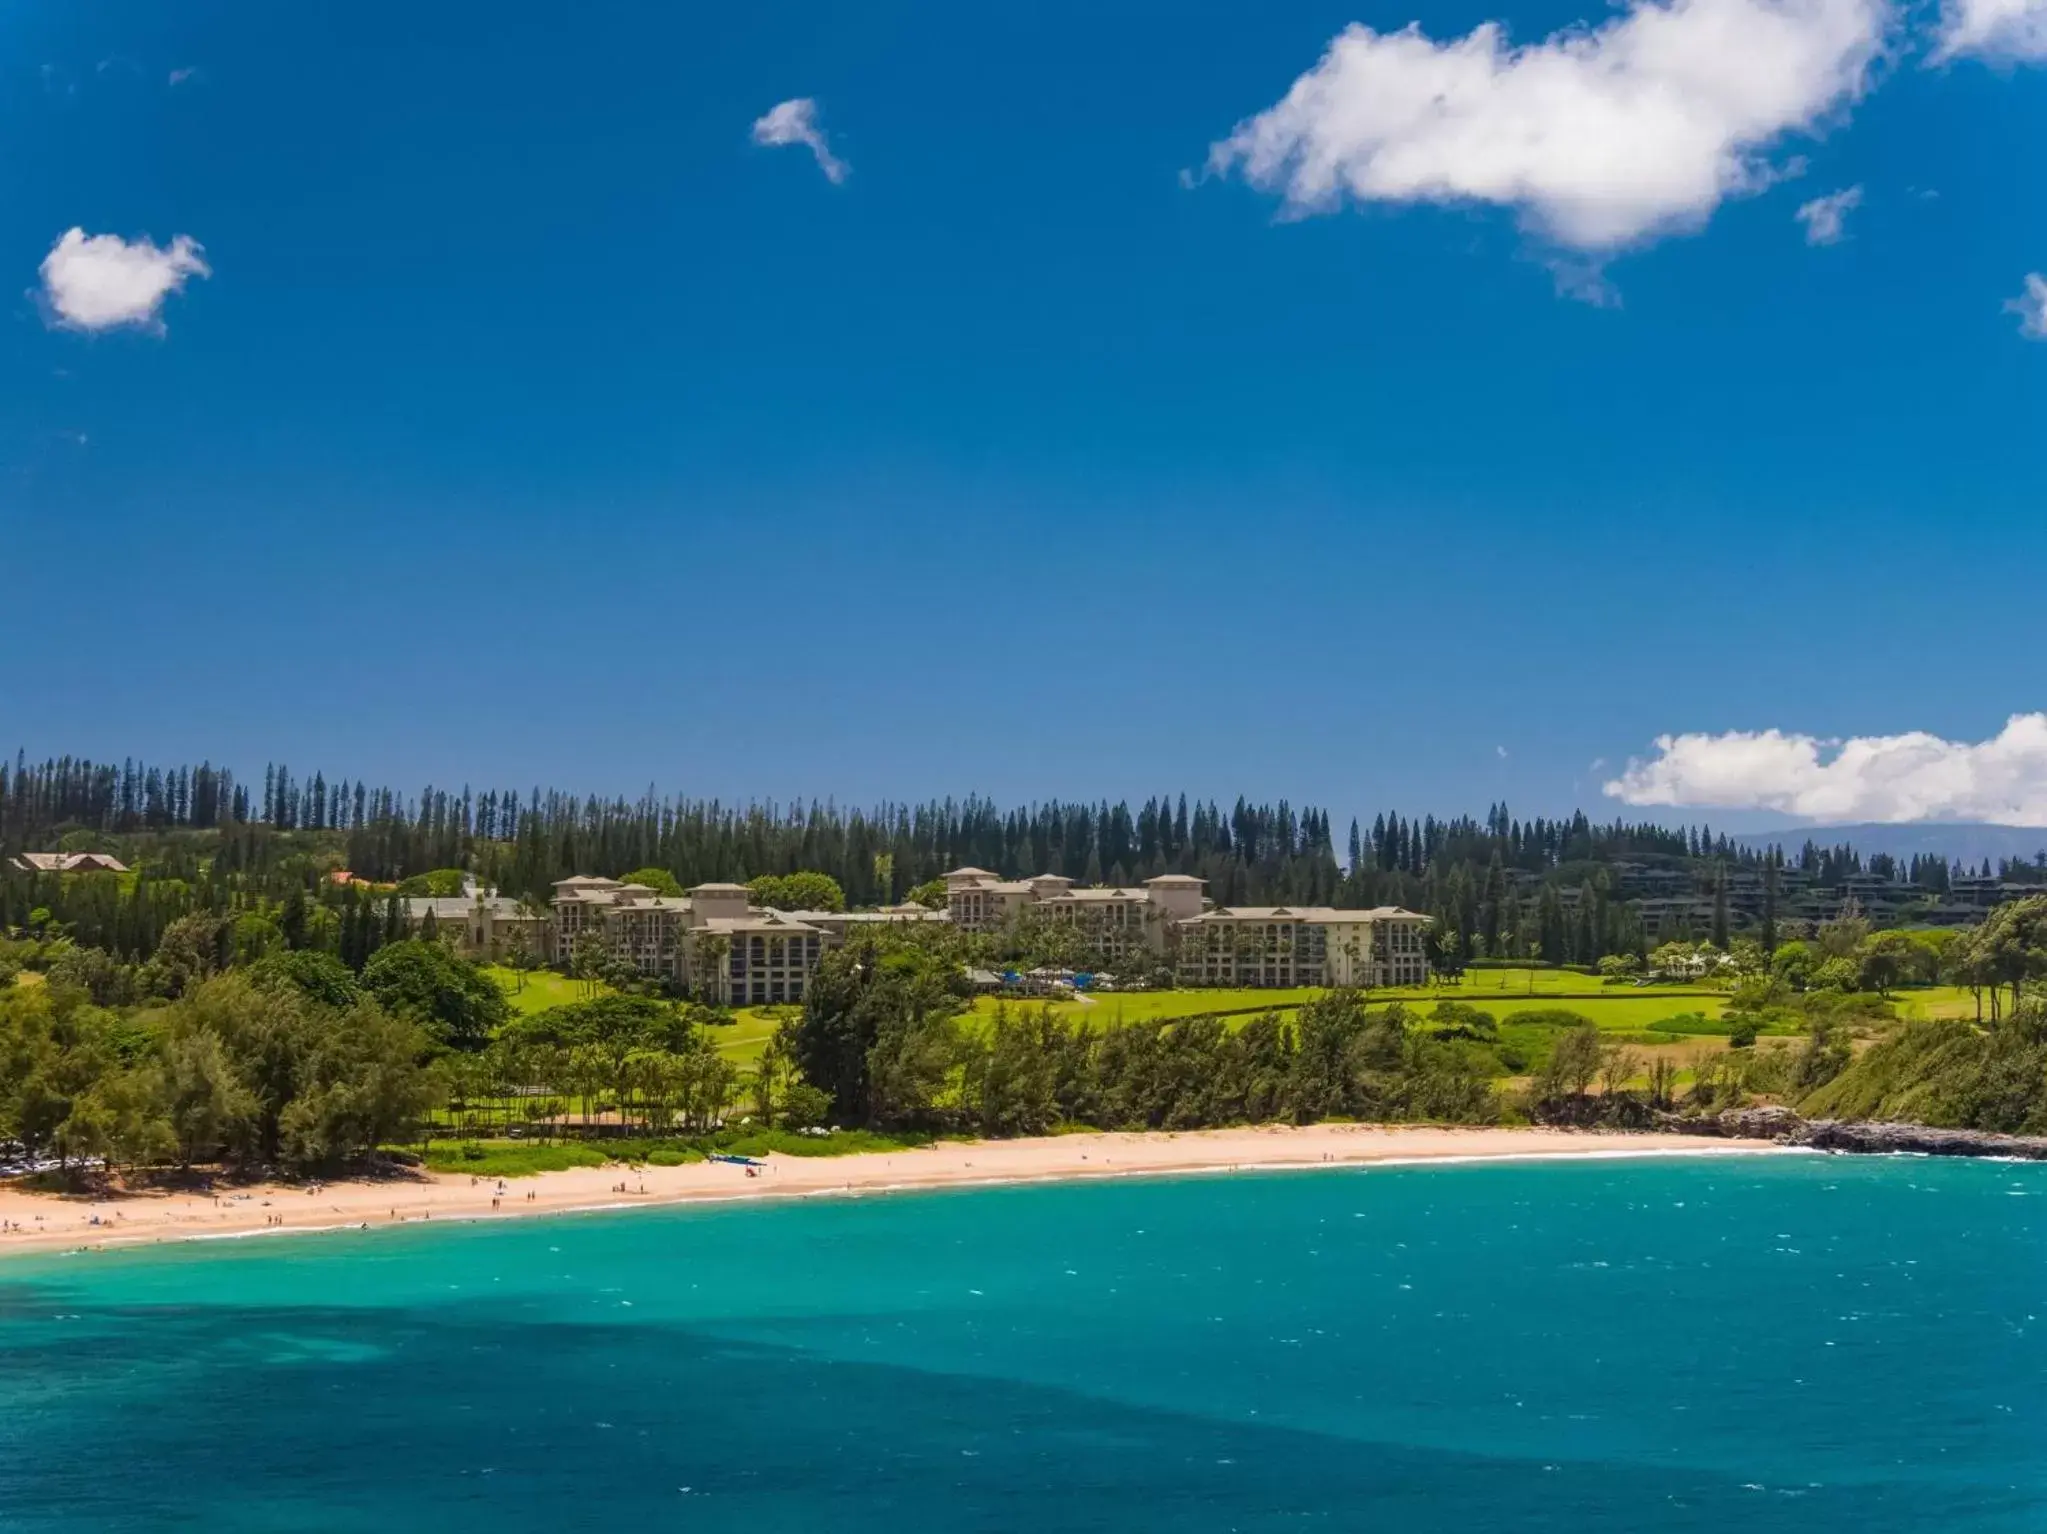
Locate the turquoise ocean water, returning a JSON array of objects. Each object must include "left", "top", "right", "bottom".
[{"left": 3, "top": 1152, "right": 2046, "bottom": 1531}]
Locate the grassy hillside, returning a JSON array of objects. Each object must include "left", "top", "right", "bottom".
[
  {"left": 972, "top": 971, "right": 1725, "bottom": 1037},
  {"left": 483, "top": 965, "right": 787, "bottom": 1064},
  {"left": 474, "top": 958, "right": 1776, "bottom": 1073},
  {"left": 483, "top": 965, "right": 609, "bottom": 1015},
  {"left": 715, "top": 1008, "right": 787, "bottom": 1064},
  {"left": 1893, "top": 986, "right": 1985, "bottom": 1021},
  {"left": 478, "top": 963, "right": 1738, "bottom": 1071}
]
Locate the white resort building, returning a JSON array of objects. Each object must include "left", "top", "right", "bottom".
[
  {"left": 405, "top": 877, "right": 946, "bottom": 1005},
  {"left": 545, "top": 877, "right": 824, "bottom": 1006},
  {"left": 1173, "top": 905, "right": 1430, "bottom": 988},
  {"left": 407, "top": 866, "right": 1430, "bottom": 1001},
  {"left": 942, "top": 866, "right": 1431, "bottom": 987}
]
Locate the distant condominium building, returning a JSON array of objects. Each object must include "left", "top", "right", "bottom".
[{"left": 941, "top": 866, "right": 1431, "bottom": 986}]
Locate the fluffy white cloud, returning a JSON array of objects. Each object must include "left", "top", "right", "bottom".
[
  {"left": 751, "top": 98, "right": 848, "bottom": 184},
  {"left": 1934, "top": 0, "right": 2047, "bottom": 60},
  {"left": 1204, "top": 0, "right": 1889, "bottom": 253},
  {"left": 1604, "top": 714, "right": 2047, "bottom": 823},
  {"left": 1796, "top": 184, "right": 1863, "bottom": 243},
  {"left": 2008, "top": 272, "right": 2047, "bottom": 339},
  {"left": 38, "top": 227, "right": 210, "bottom": 333}
]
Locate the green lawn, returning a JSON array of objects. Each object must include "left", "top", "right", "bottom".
[
  {"left": 712, "top": 1008, "right": 787, "bottom": 1065},
  {"left": 1404, "top": 968, "right": 1696, "bottom": 1000},
  {"left": 479, "top": 963, "right": 1731, "bottom": 1062},
  {"left": 483, "top": 965, "right": 611, "bottom": 1015},
  {"left": 1894, "top": 985, "right": 1982, "bottom": 1021},
  {"left": 971, "top": 988, "right": 1331, "bottom": 1027},
  {"left": 1457, "top": 993, "right": 1729, "bottom": 1032},
  {"left": 969, "top": 969, "right": 1723, "bottom": 1036},
  {"left": 411, "top": 1127, "right": 922, "bottom": 1177},
  {"left": 483, "top": 967, "right": 783, "bottom": 1064},
  {"left": 417, "top": 1140, "right": 612, "bottom": 1176}
]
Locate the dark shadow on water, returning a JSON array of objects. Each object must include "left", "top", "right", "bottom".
[{"left": 0, "top": 1283, "right": 2030, "bottom": 1534}]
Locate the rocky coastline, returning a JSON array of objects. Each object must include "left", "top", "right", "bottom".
[{"left": 1706, "top": 1105, "right": 2047, "bottom": 1161}]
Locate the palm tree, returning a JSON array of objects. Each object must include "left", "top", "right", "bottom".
[{"left": 690, "top": 931, "right": 732, "bottom": 1005}]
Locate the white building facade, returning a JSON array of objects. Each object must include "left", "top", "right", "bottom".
[{"left": 942, "top": 866, "right": 1430, "bottom": 986}]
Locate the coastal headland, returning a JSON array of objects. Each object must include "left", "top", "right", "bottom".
[{"left": 0, "top": 1124, "right": 1777, "bottom": 1259}]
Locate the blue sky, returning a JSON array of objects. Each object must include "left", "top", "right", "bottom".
[{"left": 4, "top": 0, "right": 2046, "bottom": 828}]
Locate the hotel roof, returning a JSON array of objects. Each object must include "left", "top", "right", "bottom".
[
  {"left": 700, "top": 913, "right": 822, "bottom": 936},
  {"left": 1187, "top": 905, "right": 1428, "bottom": 923}
]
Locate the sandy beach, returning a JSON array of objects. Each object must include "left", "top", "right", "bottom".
[{"left": 0, "top": 1124, "right": 1780, "bottom": 1259}]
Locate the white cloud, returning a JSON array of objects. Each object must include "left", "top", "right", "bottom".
[
  {"left": 1603, "top": 714, "right": 2047, "bottom": 823},
  {"left": 1203, "top": 0, "right": 1889, "bottom": 254},
  {"left": 2008, "top": 272, "right": 2047, "bottom": 339},
  {"left": 169, "top": 66, "right": 202, "bottom": 87},
  {"left": 751, "top": 98, "right": 849, "bottom": 185},
  {"left": 1934, "top": 0, "right": 2047, "bottom": 60},
  {"left": 37, "top": 228, "right": 210, "bottom": 333},
  {"left": 1795, "top": 184, "right": 1863, "bottom": 243}
]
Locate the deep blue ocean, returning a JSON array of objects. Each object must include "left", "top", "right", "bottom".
[{"left": 3, "top": 1152, "right": 2045, "bottom": 1531}]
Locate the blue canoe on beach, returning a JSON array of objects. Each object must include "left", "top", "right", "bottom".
[{"left": 708, "top": 1154, "right": 765, "bottom": 1167}]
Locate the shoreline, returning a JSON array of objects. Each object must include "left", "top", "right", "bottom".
[{"left": 0, "top": 1124, "right": 1782, "bottom": 1261}]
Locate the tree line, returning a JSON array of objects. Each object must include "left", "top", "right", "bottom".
[
  {"left": 7, "top": 886, "right": 2047, "bottom": 1177},
  {"left": 14, "top": 736, "right": 2047, "bottom": 992}
]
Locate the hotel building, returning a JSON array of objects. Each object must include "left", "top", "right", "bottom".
[
  {"left": 407, "top": 866, "right": 1431, "bottom": 1002},
  {"left": 941, "top": 866, "right": 1431, "bottom": 986}
]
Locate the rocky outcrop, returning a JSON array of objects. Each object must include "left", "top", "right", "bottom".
[
  {"left": 1713, "top": 1106, "right": 1805, "bottom": 1141},
  {"left": 1708, "top": 1105, "right": 2047, "bottom": 1160}
]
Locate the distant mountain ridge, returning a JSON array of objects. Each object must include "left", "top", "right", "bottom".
[{"left": 1730, "top": 822, "right": 2047, "bottom": 866}]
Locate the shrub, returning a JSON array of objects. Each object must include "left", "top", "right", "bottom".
[
  {"left": 619, "top": 868, "right": 684, "bottom": 897},
  {"left": 748, "top": 872, "right": 847, "bottom": 913},
  {"left": 1498, "top": 1008, "right": 1596, "bottom": 1030},
  {"left": 780, "top": 1082, "right": 832, "bottom": 1128},
  {"left": 395, "top": 869, "right": 470, "bottom": 898}
]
